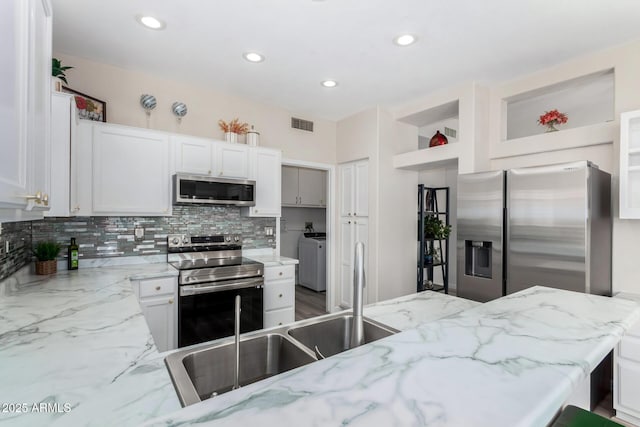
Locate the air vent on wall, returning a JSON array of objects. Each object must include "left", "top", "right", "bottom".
[
  {"left": 444, "top": 127, "right": 457, "bottom": 139},
  {"left": 291, "top": 117, "right": 314, "bottom": 132}
]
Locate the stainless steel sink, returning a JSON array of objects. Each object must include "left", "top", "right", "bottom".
[
  {"left": 287, "top": 314, "right": 397, "bottom": 358},
  {"left": 165, "top": 313, "right": 399, "bottom": 406},
  {"left": 165, "top": 333, "right": 316, "bottom": 406}
]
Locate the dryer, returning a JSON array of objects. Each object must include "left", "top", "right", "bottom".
[{"left": 298, "top": 232, "right": 326, "bottom": 292}]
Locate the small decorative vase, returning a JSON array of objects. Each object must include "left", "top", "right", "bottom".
[
  {"left": 429, "top": 130, "right": 448, "bottom": 147},
  {"left": 51, "top": 76, "right": 64, "bottom": 92},
  {"left": 545, "top": 123, "right": 559, "bottom": 132},
  {"left": 224, "top": 132, "right": 238, "bottom": 143},
  {"left": 35, "top": 260, "right": 57, "bottom": 275}
]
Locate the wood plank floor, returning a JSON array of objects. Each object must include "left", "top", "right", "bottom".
[{"left": 295, "top": 285, "right": 327, "bottom": 321}]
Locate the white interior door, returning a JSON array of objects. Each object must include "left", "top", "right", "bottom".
[
  {"left": 339, "top": 164, "right": 354, "bottom": 216},
  {"left": 354, "top": 160, "right": 369, "bottom": 217},
  {"left": 340, "top": 217, "right": 354, "bottom": 308}
]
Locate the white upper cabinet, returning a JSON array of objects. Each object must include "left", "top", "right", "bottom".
[
  {"left": 174, "top": 135, "right": 213, "bottom": 175},
  {"left": 620, "top": 110, "right": 640, "bottom": 219},
  {"left": 90, "top": 123, "right": 171, "bottom": 216},
  {"left": 173, "top": 136, "right": 249, "bottom": 179},
  {"left": 281, "top": 166, "right": 326, "bottom": 207},
  {"left": 243, "top": 147, "right": 281, "bottom": 217},
  {"left": 0, "top": 0, "right": 51, "bottom": 217},
  {"left": 217, "top": 144, "right": 249, "bottom": 179}
]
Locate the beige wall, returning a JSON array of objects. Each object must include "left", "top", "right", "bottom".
[
  {"left": 55, "top": 53, "right": 337, "bottom": 164},
  {"left": 335, "top": 107, "right": 420, "bottom": 305}
]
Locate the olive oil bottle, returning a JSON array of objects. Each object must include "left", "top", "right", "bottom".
[{"left": 68, "top": 238, "right": 79, "bottom": 270}]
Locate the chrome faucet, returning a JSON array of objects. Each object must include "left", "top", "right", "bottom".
[
  {"left": 350, "top": 241, "right": 365, "bottom": 348},
  {"left": 232, "top": 295, "right": 241, "bottom": 390}
]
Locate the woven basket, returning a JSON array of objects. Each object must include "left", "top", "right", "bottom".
[{"left": 35, "top": 260, "right": 57, "bottom": 275}]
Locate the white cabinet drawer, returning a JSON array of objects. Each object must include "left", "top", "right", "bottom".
[
  {"left": 264, "top": 280, "right": 295, "bottom": 311},
  {"left": 620, "top": 335, "right": 640, "bottom": 362},
  {"left": 264, "top": 265, "right": 294, "bottom": 282},
  {"left": 264, "top": 307, "right": 295, "bottom": 328},
  {"left": 139, "top": 277, "right": 177, "bottom": 299},
  {"left": 617, "top": 361, "right": 640, "bottom": 416}
]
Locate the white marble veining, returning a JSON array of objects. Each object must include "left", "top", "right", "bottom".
[
  {"left": 0, "top": 264, "right": 181, "bottom": 427},
  {"left": 3, "top": 261, "right": 638, "bottom": 427},
  {"left": 364, "top": 290, "right": 480, "bottom": 331},
  {"left": 246, "top": 255, "right": 299, "bottom": 267},
  {"left": 142, "top": 287, "right": 640, "bottom": 427}
]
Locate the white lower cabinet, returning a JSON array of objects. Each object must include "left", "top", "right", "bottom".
[
  {"left": 614, "top": 302, "right": 640, "bottom": 425},
  {"left": 131, "top": 276, "right": 178, "bottom": 352},
  {"left": 263, "top": 264, "right": 295, "bottom": 328}
]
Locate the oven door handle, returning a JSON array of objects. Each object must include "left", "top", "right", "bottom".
[{"left": 180, "top": 278, "right": 264, "bottom": 296}]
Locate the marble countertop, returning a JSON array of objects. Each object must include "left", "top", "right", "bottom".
[
  {"left": 0, "top": 263, "right": 181, "bottom": 427},
  {"left": 245, "top": 255, "right": 299, "bottom": 266},
  {"left": 142, "top": 287, "right": 640, "bottom": 427},
  {"left": 0, "top": 262, "right": 464, "bottom": 426},
  {"left": 2, "top": 261, "right": 638, "bottom": 427}
]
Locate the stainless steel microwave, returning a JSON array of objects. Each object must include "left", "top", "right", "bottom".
[{"left": 172, "top": 174, "right": 256, "bottom": 206}]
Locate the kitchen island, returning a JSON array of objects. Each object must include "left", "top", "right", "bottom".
[
  {"left": 0, "top": 263, "right": 474, "bottom": 426},
  {"left": 144, "top": 287, "right": 640, "bottom": 427},
  {"left": 0, "top": 264, "right": 638, "bottom": 426}
]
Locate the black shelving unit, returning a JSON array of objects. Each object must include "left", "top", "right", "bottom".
[{"left": 417, "top": 185, "right": 450, "bottom": 293}]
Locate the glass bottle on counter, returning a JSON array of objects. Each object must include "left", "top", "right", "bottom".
[{"left": 68, "top": 238, "right": 79, "bottom": 270}]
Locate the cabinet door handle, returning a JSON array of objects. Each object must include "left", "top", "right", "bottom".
[
  {"left": 347, "top": 212, "right": 351, "bottom": 216},
  {"left": 22, "top": 191, "right": 43, "bottom": 203},
  {"left": 279, "top": 293, "right": 283, "bottom": 298},
  {"left": 155, "top": 286, "right": 161, "bottom": 291},
  {"left": 348, "top": 221, "right": 351, "bottom": 224},
  {"left": 168, "top": 299, "right": 174, "bottom": 304},
  {"left": 354, "top": 221, "right": 357, "bottom": 224},
  {"left": 278, "top": 322, "right": 283, "bottom": 325},
  {"left": 208, "top": 170, "right": 212, "bottom": 175},
  {"left": 42, "top": 194, "right": 49, "bottom": 206},
  {"left": 279, "top": 272, "right": 283, "bottom": 276}
]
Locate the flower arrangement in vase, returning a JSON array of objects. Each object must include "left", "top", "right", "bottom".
[
  {"left": 538, "top": 109, "right": 568, "bottom": 132},
  {"left": 218, "top": 118, "right": 249, "bottom": 143}
]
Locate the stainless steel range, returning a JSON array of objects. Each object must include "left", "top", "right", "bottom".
[{"left": 168, "top": 234, "right": 264, "bottom": 348}]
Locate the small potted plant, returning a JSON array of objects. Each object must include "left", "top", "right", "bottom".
[
  {"left": 51, "top": 58, "right": 73, "bottom": 92},
  {"left": 33, "top": 241, "right": 61, "bottom": 275},
  {"left": 218, "top": 118, "right": 249, "bottom": 143},
  {"left": 537, "top": 109, "right": 568, "bottom": 132},
  {"left": 424, "top": 215, "right": 451, "bottom": 240}
]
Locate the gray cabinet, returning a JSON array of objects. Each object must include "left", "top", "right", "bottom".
[{"left": 281, "top": 166, "right": 326, "bottom": 207}]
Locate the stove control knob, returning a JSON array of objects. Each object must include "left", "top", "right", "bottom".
[
  {"left": 182, "top": 237, "right": 189, "bottom": 244},
  {"left": 171, "top": 237, "right": 180, "bottom": 245},
  {"left": 234, "top": 236, "right": 240, "bottom": 243},
  {"left": 225, "top": 236, "right": 231, "bottom": 242}
]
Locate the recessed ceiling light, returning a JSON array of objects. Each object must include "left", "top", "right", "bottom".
[
  {"left": 394, "top": 34, "right": 417, "bottom": 46},
  {"left": 321, "top": 80, "right": 338, "bottom": 88},
  {"left": 243, "top": 52, "right": 265, "bottom": 63},
  {"left": 137, "top": 15, "right": 165, "bottom": 30}
]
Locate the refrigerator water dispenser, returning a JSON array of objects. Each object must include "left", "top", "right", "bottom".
[{"left": 465, "top": 241, "right": 492, "bottom": 279}]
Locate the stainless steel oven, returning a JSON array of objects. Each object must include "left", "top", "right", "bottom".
[{"left": 168, "top": 234, "right": 264, "bottom": 348}]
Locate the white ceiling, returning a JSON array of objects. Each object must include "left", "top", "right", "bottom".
[{"left": 51, "top": 0, "right": 640, "bottom": 121}]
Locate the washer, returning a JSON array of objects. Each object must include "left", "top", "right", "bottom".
[{"left": 298, "top": 232, "right": 326, "bottom": 292}]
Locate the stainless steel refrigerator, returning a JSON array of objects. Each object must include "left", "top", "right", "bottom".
[{"left": 457, "top": 161, "right": 611, "bottom": 302}]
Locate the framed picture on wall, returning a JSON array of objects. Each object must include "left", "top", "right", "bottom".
[{"left": 61, "top": 86, "right": 107, "bottom": 122}]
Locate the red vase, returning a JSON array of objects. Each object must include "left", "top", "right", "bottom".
[{"left": 429, "top": 130, "right": 448, "bottom": 147}]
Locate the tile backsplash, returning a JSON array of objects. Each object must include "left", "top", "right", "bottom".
[
  {"left": 0, "top": 221, "right": 33, "bottom": 281},
  {"left": 30, "top": 205, "right": 276, "bottom": 263}
]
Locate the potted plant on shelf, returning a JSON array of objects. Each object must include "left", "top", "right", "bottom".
[
  {"left": 218, "top": 118, "right": 249, "bottom": 143},
  {"left": 51, "top": 58, "right": 73, "bottom": 92},
  {"left": 537, "top": 109, "right": 568, "bottom": 132},
  {"left": 33, "top": 241, "right": 61, "bottom": 275},
  {"left": 424, "top": 215, "right": 451, "bottom": 240}
]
